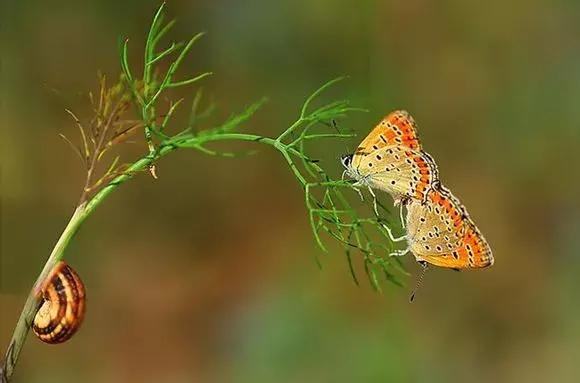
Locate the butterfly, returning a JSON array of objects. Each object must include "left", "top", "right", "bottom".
[
  {"left": 402, "top": 182, "right": 494, "bottom": 270},
  {"left": 341, "top": 111, "right": 439, "bottom": 210}
]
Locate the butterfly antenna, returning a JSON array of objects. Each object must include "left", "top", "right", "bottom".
[
  {"left": 409, "top": 261, "right": 429, "bottom": 303},
  {"left": 331, "top": 119, "right": 352, "bottom": 155}
]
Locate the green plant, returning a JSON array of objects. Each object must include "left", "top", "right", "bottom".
[{"left": 0, "top": 4, "right": 407, "bottom": 381}]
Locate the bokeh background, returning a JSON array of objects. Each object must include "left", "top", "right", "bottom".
[{"left": 2, "top": 0, "right": 580, "bottom": 382}]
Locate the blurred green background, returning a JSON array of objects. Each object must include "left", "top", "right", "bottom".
[{"left": 2, "top": 0, "right": 580, "bottom": 382}]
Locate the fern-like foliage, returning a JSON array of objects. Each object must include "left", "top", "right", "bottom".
[
  {"left": 0, "top": 5, "right": 414, "bottom": 381},
  {"left": 116, "top": 3, "right": 409, "bottom": 290}
]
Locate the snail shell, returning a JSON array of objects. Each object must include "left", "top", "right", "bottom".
[{"left": 32, "top": 261, "right": 86, "bottom": 344}]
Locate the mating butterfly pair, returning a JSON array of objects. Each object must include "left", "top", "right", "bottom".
[{"left": 341, "top": 111, "right": 493, "bottom": 270}]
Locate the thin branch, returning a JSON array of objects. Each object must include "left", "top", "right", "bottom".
[{"left": 0, "top": 6, "right": 406, "bottom": 382}]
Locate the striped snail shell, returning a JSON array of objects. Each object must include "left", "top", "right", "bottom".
[{"left": 32, "top": 261, "right": 86, "bottom": 344}]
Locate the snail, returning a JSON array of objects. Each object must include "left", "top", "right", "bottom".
[{"left": 32, "top": 261, "right": 86, "bottom": 344}]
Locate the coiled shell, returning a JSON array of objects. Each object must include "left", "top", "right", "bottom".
[{"left": 32, "top": 262, "right": 86, "bottom": 344}]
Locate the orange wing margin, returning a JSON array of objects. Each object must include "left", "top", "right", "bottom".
[
  {"left": 355, "top": 110, "right": 422, "bottom": 155},
  {"left": 417, "top": 222, "right": 493, "bottom": 269}
]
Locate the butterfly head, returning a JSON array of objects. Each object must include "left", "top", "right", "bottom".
[
  {"left": 340, "top": 153, "right": 367, "bottom": 184},
  {"left": 340, "top": 154, "right": 353, "bottom": 169}
]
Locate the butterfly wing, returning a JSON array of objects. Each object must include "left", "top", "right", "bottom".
[
  {"left": 352, "top": 111, "right": 422, "bottom": 168},
  {"left": 406, "top": 186, "right": 466, "bottom": 255},
  {"left": 415, "top": 222, "right": 493, "bottom": 269},
  {"left": 407, "top": 186, "right": 494, "bottom": 269},
  {"left": 354, "top": 145, "right": 438, "bottom": 203}
]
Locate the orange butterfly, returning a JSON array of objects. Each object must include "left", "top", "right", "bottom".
[{"left": 345, "top": 111, "right": 494, "bottom": 271}]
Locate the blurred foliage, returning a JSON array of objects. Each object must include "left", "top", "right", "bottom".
[{"left": 1, "top": 0, "right": 580, "bottom": 382}]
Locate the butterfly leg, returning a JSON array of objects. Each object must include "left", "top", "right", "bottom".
[
  {"left": 399, "top": 204, "right": 406, "bottom": 229},
  {"left": 390, "top": 246, "right": 410, "bottom": 257},
  {"left": 382, "top": 222, "right": 408, "bottom": 256},
  {"left": 366, "top": 186, "right": 380, "bottom": 216},
  {"left": 351, "top": 184, "right": 364, "bottom": 201},
  {"left": 381, "top": 223, "right": 407, "bottom": 243},
  {"left": 393, "top": 196, "right": 409, "bottom": 229}
]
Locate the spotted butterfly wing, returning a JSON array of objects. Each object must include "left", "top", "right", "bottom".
[
  {"left": 406, "top": 185, "right": 466, "bottom": 255},
  {"left": 343, "top": 111, "right": 438, "bottom": 203},
  {"left": 418, "top": 223, "right": 493, "bottom": 269},
  {"left": 352, "top": 146, "right": 438, "bottom": 203},
  {"left": 405, "top": 185, "right": 493, "bottom": 269},
  {"left": 352, "top": 110, "right": 423, "bottom": 161}
]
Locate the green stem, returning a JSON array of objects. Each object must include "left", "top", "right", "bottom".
[
  {"left": 0, "top": 131, "right": 301, "bottom": 382},
  {"left": 0, "top": 205, "right": 87, "bottom": 382},
  {"left": 276, "top": 118, "right": 302, "bottom": 144}
]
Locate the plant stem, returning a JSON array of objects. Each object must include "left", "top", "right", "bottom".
[
  {"left": 0, "top": 205, "right": 87, "bottom": 382},
  {"left": 0, "top": 131, "right": 297, "bottom": 382}
]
